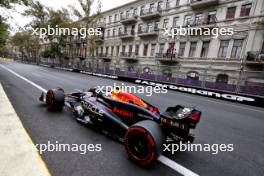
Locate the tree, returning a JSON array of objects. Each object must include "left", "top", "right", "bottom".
[
  {"left": 0, "top": 0, "right": 29, "bottom": 8},
  {"left": 0, "top": 16, "right": 9, "bottom": 48},
  {"left": 0, "top": 0, "right": 30, "bottom": 55},
  {"left": 23, "top": 1, "right": 74, "bottom": 64},
  {"left": 68, "top": 0, "right": 102, "bottom": 68},
  {"left": 23, "top": 1, "right": 49, "bottom": 28},
  {"left": 10, "top": 30, "right": 40, "bottom": 62}
]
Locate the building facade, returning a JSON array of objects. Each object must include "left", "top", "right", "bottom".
[
  {"left": 37, "top": 0, "right": 264, "bottom": 88},
  {"left": 85, "top": 0, "right": 264, "bottom": 86}
]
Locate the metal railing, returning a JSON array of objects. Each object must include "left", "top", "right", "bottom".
[
  {"left": 14, "top": 57, "right": 264, "bottom": 97},
  {"left": 120, "top": 52, "right": 138, "bottom": 58},
  {"left": 120, "top": 13, "right": 137, "bottom": 21},
  {"left": 138, "top": 26, "right": 159, "bottom": 34},
  {"left": 140, "top": 7, "right": 162, "bottom": 16}
]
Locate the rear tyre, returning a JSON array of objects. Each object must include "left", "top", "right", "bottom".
[
  {"left": 124, "top": 120, "right": 165, "bottom": 166},
  {"left": 46, "top": 89, "right": 65, "bottom": 111}
]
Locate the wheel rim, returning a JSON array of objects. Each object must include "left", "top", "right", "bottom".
[
  {"left": 46, "top": 90, "right": 54, "bottom": 107},
  {"left": 125, "top": 128, "right": 156, "bottom": 165}
]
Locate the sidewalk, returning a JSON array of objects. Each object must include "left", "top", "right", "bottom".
[{"left": 0, "top": 83, "right": 51, "bottom": 176}]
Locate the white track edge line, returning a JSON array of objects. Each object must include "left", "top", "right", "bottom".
[{"left": 0, "top": 64, "right": 200, "bottom": 176}]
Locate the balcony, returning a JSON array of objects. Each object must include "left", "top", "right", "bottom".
[
  {"left": 120, "top": 52, "right": 138, "bottom": 61},
  {"left": 95, "top": 35, "right": 104, "bottom": 43},
  {"left": 119, "top": 30, "right": 135, "bottom": 39},
  {"left": 155, "top": 53, "right": 178, "bottom": 64},
  {"left": 98, "top": 53, "right": 112, "bottom": 61},
  {"left": 95, "top": 22, "right": 106, "bottom": 29},
  {"left": 245, "top": 51, "right": 264, "bottom": 66},
  {"left": 190, "top": 0, "right": 219, "bottom": 10},
  {"left": 138, "top": 27, "right": 159, "bottom": 37},
  {"left": 140, "top": 7, "right": 162, "bottom": 20},
  {"left": 120, "top": 14, "right": 137, "bottom": 24}
]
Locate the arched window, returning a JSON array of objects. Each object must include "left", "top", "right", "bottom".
[
  {"left": 143, "top": 67, "right": 151, "bottom": 73},
  {"left": 162, "top": 67, "right": 172, "bottom": 77},
  {"left": 216, "top": 74, "right": 229, "bottom": 83},
  {"left": 187, "top": 71, "right": 199, "bottom": 80}
]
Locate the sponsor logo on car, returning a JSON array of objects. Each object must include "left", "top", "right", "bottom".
[
  {"left": 81, "top": 101, "right": 104, "bottom": 116},
  {"left": 113, "top": 107, "right": 134, "bottom": 118}
]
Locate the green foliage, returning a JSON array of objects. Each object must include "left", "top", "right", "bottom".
[
  {"left": 0, "top": 17, "right": 8, "bottom": 47},
  {"left": 0, "top": 0, "right": 30, "bottom": 8},
  {"left": 10, "top": 30, "right": 40, "bottom": 59}
]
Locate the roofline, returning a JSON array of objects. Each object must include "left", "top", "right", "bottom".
[{"left": 101, "top": 0, "right": 144, "bottom": 14}]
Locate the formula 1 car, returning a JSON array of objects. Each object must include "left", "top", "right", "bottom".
[{"left": 39, "top": 87, "right": 201, "bottom": 166}]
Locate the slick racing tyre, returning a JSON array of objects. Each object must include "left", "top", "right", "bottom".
[
  {"left": 124, "top": 120, "right": 165, "bottom": 166},
  {"left": 46, "top": 89, "right": 65, "bottom": 111}
]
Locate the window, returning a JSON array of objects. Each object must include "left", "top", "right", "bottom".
[
  {"left": 159, "top": 43, "right": 165, "bottom": 54},
  {"left": 173, "top": 17, "right": 179, "bottom": 27},
  {"left": 108, "top": 16, "right": 112, "bottom": 23},
  {"left": 113, "top": 28, "right": 116, "bottom": 37},
  {"left": 140, "top": 5, "right": 145, "bottom": 14},
  {"left": 262, "top": 40, "right": 264, "bottom": 53},
  {"left": 201, "top": 41, "right": 210, "bottom": 58},
  {"left": 116, "top": 46, "right": 120, "bottom": 56},
  {"left": 154, "top": 21, "right": 159, "bottom": 30},
  {"left": 150, "top": 3, "right": 155, "bottom": 12},
  {"left": 147, "top": 23, "right": 153, "bottom": 32},
  {"left": 158, "top": 1, "right": 163, "bottom": 10},
  {"left": 107, "top": 29, "right": 111, "bottom": 37},
  {"left": 231, "top": 39, "right": 243, "bottom": 58},
  {"left": 178, "top": 42, "right": 186, "bottom": 56},
  {"left": 105, "top": 46, "right": 109, "bottom": 54},
  {"left": 207, "top": 11, "right": 217, "bottom": 24},
  {"left": 111, "top": 46, "right": 114, "bottom": 56},
  {"left": 133, "top": 8, "right": 137, "bottom": 15},
  {"left": 189, "top": 42, "right": 197, "bottom": 57},
  {"left": 129, "top": 45, "right": 133, "bottom": 53},
  {"left": 195, "top": 13, "right": 203, "bottom": 26},
  {"left": 218, "top": 40, "right": 229, "bottom": 57},
  {"left": 166, "top": 0, "right": 170, "bottom": 9},
  {"left": 184, "top": 15, "right": 192, "bottom": 26},
  {"left": 118, "top": 27, "right": 122, "bottom": 35},
  {"left": 143, "top": 44, "right": 149, "bottom": 56},
  {"left": 187, "top": 71, "right": 199, "bottom": 81},
  {"left": 226, "top": 7, "right": 236, "bottom": 19},
  {"left": 151, "top": 44, "right": 156, "bottom": 56},
  {"left": 240, "top": 4, "right": 252, "bottom": 17},
  {"left": 122, "top": 45, "right": 126, "bottom": 53},
  {"left": 126, "top": 10, "right": 130, "bottom": 17},
  {"left": 135, "top": 45, "right": 139, "bottom": 56},
  {"left": 114, "top": 14, "right": 118, "bottom": 22},
  {"left": 216, "top": 74, "right": 229, "bottom": 83},
  {"left": 138, "top": 24, "right": 143, "bottom": 32},
  {"left": 163, "top": 18, "right": 169, "bottom": 28},
  {"left": 176, "top": 0, "right": 180, "bottom": 6},
  {"left": 131, "top": 25, "right": 135, "bottom": 35},
  {"left": 120, "top": 12, "right": 123, "bottom": 19}
]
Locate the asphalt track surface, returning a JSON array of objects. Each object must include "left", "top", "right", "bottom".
[{"left": 0, "top": 61, "right": 264, "bottom": 176}]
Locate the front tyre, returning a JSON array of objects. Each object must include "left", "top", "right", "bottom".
[
  {"left": 124, "top": 120, "right": 165, "bottom": 166},
  {"left": 46, "top": 89, "right": 65, "bottom": 111}
]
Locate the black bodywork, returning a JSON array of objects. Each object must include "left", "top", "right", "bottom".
[{"left": 40, "top": 88, "right": 201, "bottom": 165}]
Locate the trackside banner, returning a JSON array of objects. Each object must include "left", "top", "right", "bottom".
[
  {"left": 38, "top": 66, "right": 264, "bottom": 108},
  {"left": 78, "top": 71, "right": 264, "bottom": 108}
]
